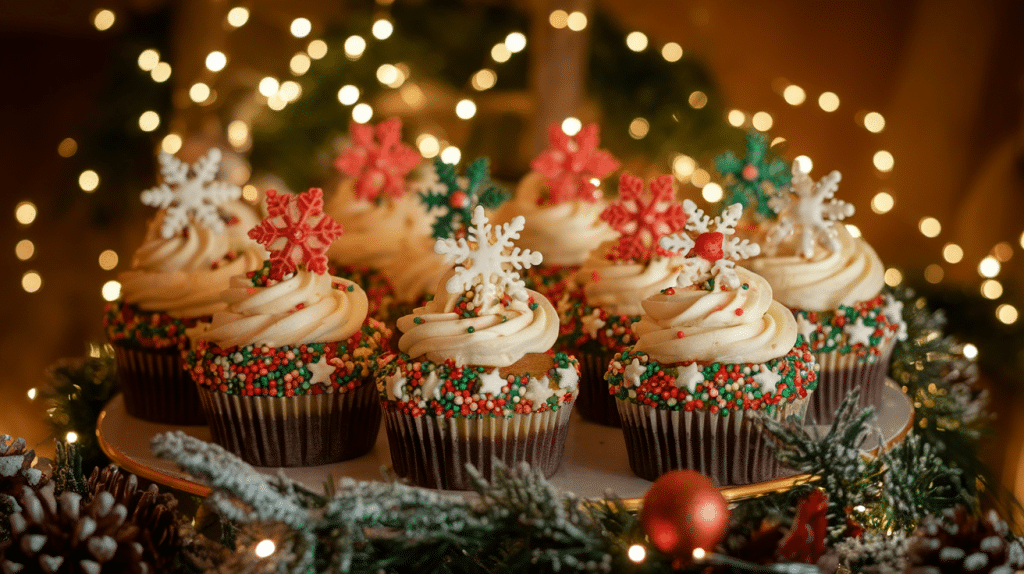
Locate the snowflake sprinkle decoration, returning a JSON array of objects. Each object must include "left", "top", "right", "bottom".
[
  {"left": 530, "top": 123, "right": 620, "bottom": 204},
  {"left": 599, "top": 172, "right": 686, "bottom": 261},
  {"left": 714, "top": 130, "right": 791, "bottom": 220},
  {"left": 435, "top": 205, "right": 542, "bottom": 312},
  {"left": 141, "top": 148, "right": 241, "bottom": 239},
  {"left": 420, "top": 157, "right": 510, "bottom": 240},
  {"left": 765, "top": 163, "right": 853, "bottom": 258},
  {"left": 660, "top": 200, "right": 760, "bottom": 291},
  {"left": 334, "top": 118, "right": 422, "bottom": 203},
  {"left": 248, "top": 188, "right": 344, "bottom": 280}
]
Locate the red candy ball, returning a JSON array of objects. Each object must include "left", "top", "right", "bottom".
[
  {"left": 449, "top": 190, "right": 469, "bottom": 209},
  {"left": 640, "top": 470, "right": 730, "bottom": 560}
]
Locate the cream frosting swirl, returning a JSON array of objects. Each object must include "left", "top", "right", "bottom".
[
  {"left": 748, "top": 225, "right": 884, "bottom": 311},
  {"left": 631, "top": 267, "right": 798, "bottom": 364},
  {"left": 190, "top": 270, "right": 368, "bottom": 348},
  {"left": 118, "top": 215, "right": 263, "bottom": 318},
  {"left": 380, "top": 236, "right": 450, "bottom": 305},
  {"left": 496, "top": 172, "right": 617, "bottom": 266},
  {"left": 325, "top": 179, "right": 430, "bottom": 268},
  {"left": 396, "top": 272, "right": 559, "bottom": 367},
  {"left": 577, "top": 241, "right": 683, "bottom": 316}
]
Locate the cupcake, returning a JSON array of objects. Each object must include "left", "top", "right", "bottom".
[
  {"left": 747, "top": 164, "right": 902, "bottom": 423},
  {"left": 495, "top": 123, "right": 619, "bottom": 301},
  {"left": 557, "top": 172, "right": 687, "bottom": 426},
  {"left": 185, "top": 188, "right": 390, "bottom": 467},
  {"left": 376, "top": 205, "right": 579, "bottom": 490},
  {"left": 606, "top": 200, "right": 817, "bottom": 486},
  {"left": 104, "top": 148, "right": 263, "bottom": 425}
]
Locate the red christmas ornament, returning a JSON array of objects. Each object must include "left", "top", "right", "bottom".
[
  {"left": 776, "top": 488, "right": 829, "bottom": 563},
  {"left": 640, "top": 470, "right": 730, "bottom": 561},
  {"left": 693, "top": 231, "right": 725, "bottom": 262}
]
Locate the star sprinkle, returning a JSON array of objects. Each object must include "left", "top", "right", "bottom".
[
  {"left": 674, "top": 362, "right": 704, "bottom": 393},
  {"left": 765, "top": 163, "right": 853, "bottom": 258},
  {"left": 334, "top": 118, "right": 422, "bottom": 203},
  {"left": 796, "top": 314, "right": 818, "bottom": 344},
  {"left": 882, "top": 294, "right": 908, "bottom": 341},
  {"left": 714, "top": 131, "right": 791, "bottom": 219},
  {"left": 248, "top": 188, "right": 344, "bottom": 280},
  {"left": 477, "top": 368, "right": 507, "bottom": 396},
  {"left": 141, "top": 148, "right": 241, "bottom": 239},
  {"left": 435, "top": 205, "right": 542, "bottom": 310},
  {"left": 419, "top": 370, "right": 443, "bottom": 400},
  {"left": 580, "top": 310, "right": 606, "bottom": 339},
  {"left": 599, "top": 172, "right": 686, "bottom": 262},
  {"left": 420, "top": 157, "right": 510, "bottom": 239},
  {"left": 846, "top": 316, "right": 875, "bottom": 347},
  {"left": 752, "top": 365, "right": 782, "bottom": 395},
  {"left": 624, "top": 358, "right": 647, "bottom": 388},
  {"left": 530, "top": 123, "right": 620, "bottom": 204},
  {"left": 306, "top": 355, "right": 336, "bottom": 388},
  {"left": 386, "top": 372, "right": 407, "bottom": 401},
  {"left": 660, "top": 201, "right": 760, "bottom": 291}
]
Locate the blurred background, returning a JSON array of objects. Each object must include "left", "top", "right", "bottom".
[{"left": 3, "top": 0, "right": 1024, "bottom": 504}]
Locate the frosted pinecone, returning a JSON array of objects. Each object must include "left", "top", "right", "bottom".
[
  {"left": 905, "top": 506, "right": 1024, "bottom": 573},
  {"left": 0, "top": 435, "right": 46, "bottom": 502},
  {"left": 86, "top": 465, "right": 179, "bottom": 567}
]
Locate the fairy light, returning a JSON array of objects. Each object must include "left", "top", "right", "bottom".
[
  {"left": 505, "top": 32, "right": 527, "bottom": 53},
  {"left": 1019, "top": 230, "right": 1024, "bottom": 250},
  {"left": 27, "top": 388, "right": 36, "bottom": 400},
  {"left": 290, "top": 18, "right": 312, "bottom": 38},
  {"left": 242, "top": 185, "right": 258, "bottom": 202},
  {"left": 254, "top": 539, "right": 276, "bottom": 558},
  {"left": 940, "top": 243, "right": 963, "bottom": 264},
  {"left": 66, "top": 432, "right": 78, "bottom": 443},
  {"left": 751, "top": 111, "right": 773, "bottom": 131},
  {"left": 150, "top": 62, "right": 172, "bottom": 83},
  {"left": 226, "top": 7, "right": 249, "bottom": 28},
  {"left": 993, "top": 241, "right": 1013, "bottom": 262},
  {"left": 693, "top": 548, "right": 707, "bottom": 560},
  {"left": 228, "top": 121, "right": 250, "bottom": 149},
  {"left": 416, "top": 134, "right": 440, "bottom": 158},
  {"left": 98, "top": 250, "right": 118, "bottom": 270},
  {"left": 22, "top": 271, "right": 42, "bottom": 293},
  {"left": 918, "top": 217, "right": 941, "bottom": 238},
  {"left": 873, "top": 150, "right": 894, "bottom": 172},
  {"left": 963, "top": 343, "right": 979, "bottom": 359},
  {"left": 884, "top": 267, "right": 903, "bottom": 286},
  {"left": 471, "top": 69, "right": 497, "bottom": 91},
  {"left": 102, "top": 280, "right": 121, "bottom": 301},
  {"left": 92, "top": 9, "right": 115, "bottom": 31},
  {"left": 688, "top": 91, "right": 707, "bottom": 109},
  {"left": 258, "top": 77, "right": 280, "bottom": 97},
  {"left": 440, "top": 146, "right": 461, "bottom": 165},
  {"left": 372, "top": 19, "right": 394, "bottom": 40},
  {"left": 267, "top": 93, "right": 287, "bottom": 111},
  {"left": 15, "top": 202, "right": 37, "bottom": 225},
  {"left": 625, "top": 31, "right": 648, "bottom": 52},
  {"left": 661, "top": 42, "right": 683, "bottom": 62},
  {"left": 137, "top": 49, "right": 160, "bottom": 71},
  {"left": 627, "top": 544, "right": 646, "bottom": 562},
  {"left": 162, "top": 134, "right": 183, "bottom": 154},
  {"left": 783, "top": 85, "right": 806, "bottom": 105},
  {"left": 290, "top": 53, "right": 311, "bottom": 75},
  {"left": 845, "top": 224, "right": 862, "bottom": 238},
  {"left": 57, "top": 137, "right": 77, "bottom": 158},
  {"left": 79, "top": 170, "right": 99, "bottom": 192},
  {"left": 794, "top": 155, "right": 813, "bottom": 172},
  {"left": 870, "top": 191, "right": 894, "bottom": 214},
  {"left": 978, "top": 256, "right": 1000, "bottom": 278},
  {"left": 345, "top": 35, "right": 367, "bottom": 59},
  {"left": 400, "top": 83, "right": 425, "bottom": 108},
  {"left": 206, "top": 51, "right": 227, "bottom": 72},
  {"left": 189, "top": 83, "right": 211, "bottom": 104},
  {"left": 691, "top": 168, "right": 711, "bottom": 188},
  {"left": 352, "top": 103, "right": 373, "bottom": 123},
  {"left": 924, "top": 264, "right": 944, "bottom": 284},
  {"left": 771, "top": 137, "right": 786, "bottom": 147},
  {"left": 818, "top": 91, "right": 840, "bottom": 112},
  {"left": 377, "top": 64, "right": 399, "bottom": 85},
  {"left": 549, "top": 10, "right": 568, "bottom": 29},
  {"left": 455, "top": 99, "right": 477, "bottom": 120},
  {"left": 997, "top": 304, "right": 1018, "bottom": 325},
  {"left": 864, "top": 112, "right": 886, "bottom": 133},
  {"left": 566, "top": 11, "right": 587, "bottom": 31},
  {"left": 672, "top": 154, "right": 696, "bottom": 180},
  {"left": 15, "top": 240, "right": 34, "bottom": 261},
  {"left": 337, "top": 85, "right": 359, "bottom": 105},
  {"left": 628, "top": 118, "right": 650, "bottom": 139},
  {"left": 561, "top": 117, "right": 582, "bottom": 136},
  {"left": 491, "top": 43, "right": 512, "bottom": 63},
  {"left": 307, "top": 39, "right": 328, "bottom": 60},
  {"left": 981, "top": 279, "right": 1003, "bottom": 300},
  {"left": 702, "top": 182, "right": 724, "bottom": 202},
  {"left": 279, "top": 81, "right": 301, "bottom": 102},
  {"left": 727, "top": 110, "right": 745, "bottom": 127}
]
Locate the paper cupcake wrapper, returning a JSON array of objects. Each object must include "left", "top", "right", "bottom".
[
  {"left": 576, "top": 348, "right": 622, "bottom": 427},
  {"left": 383, "top": 407, "right": 573, "bottom": 490},
  {"left": 617, "top": 397, "right": 807, "bottom": 486},
  {"left": 806, "top": 333, "right": 897, "bottom": 424},
  {"left": 113, "top": 343, "right": 206, "bottom": 425},
  {"left": 197, "top": 383, "right": 380, "bottom": 467}
]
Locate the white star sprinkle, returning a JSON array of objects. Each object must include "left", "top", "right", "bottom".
[
  {"left": 674, "top": 362, "right": 704, "bottom": 393},
  {"left": 306, "top": 355, "right": 337, "bottom": 388},
  {"left": 624, "top": 359, "right": 647, "bottom": 388},
  {"left": 882, "top": 294, "right": 908, "bottom": 341},
  {"left": 847, "top": 317, "right": 875, "bottom": 347},
  {"left": 477, "top": 368, "right": 507, "bottom": 396},
  {"left": 752, "top": 366, "right": 782, "bottom": 395},
  {"left": 524, "top": 376, "right": 554, "bottom": 406},
  {"left": 386, "top": 372, "right": 407, "bottom": 401},
  {"left": 420, "top": 370, "right": 442, "bottom": 400},
  {"left": 580, "top": 310, "right": 607, "bottom": 339},
  {"left": 556, "top": 366, "right": 579, "bottom": 391},
  {"left": 796, "top": 315, "right": 818, "bottom": 344}
]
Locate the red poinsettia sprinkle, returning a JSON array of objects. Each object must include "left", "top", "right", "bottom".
[
  {"left": 333, "top": 117, "right": 422, "bottom": 202},
  {"left": 248, "top": 188, "right": 344, "bottom": 280},
  {"left": 531, "top": 123, "right": 620, "bottom": 204},
  {"left": 600, "top": 172, "right": 686, "bottom": 261}
]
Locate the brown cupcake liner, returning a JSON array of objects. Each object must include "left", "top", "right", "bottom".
[
  {"left": 383, "top": 407, "right": 573, "bottom": 490},
  {"left": 197, "top": 382, "right": 381, "bottom": 467},
  {"left": 806, "top": 334, "right": 897, "bottom": 424},
  {"left": 112, "top": 342, "right": 206, "bottom": 425},
  {"left": 617, "top": 397, "right": 807, "bottom": 486},
  {"left": 575, "top": 349, "right": 622, "bottom": 427}
]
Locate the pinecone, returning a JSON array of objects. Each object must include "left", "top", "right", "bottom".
[
  {"left": 905, "top": 506, "right": 1024, "bottom": 573},
  {"left": 86, "top": 465, "right": 179, "bottom": 566},
  {"left": 0, "top": 435, "right": 46, "bottom": 503}
]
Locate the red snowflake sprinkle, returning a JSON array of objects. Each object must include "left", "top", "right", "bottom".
[
  {"left": 248, "top": 188, "right": 344, "bottom": 280},
  {"left": 599, "top": 172, "right": 686, "bottom": 261},
  {"left": 531, "top": 123, "right": 620, "bottom": 204},
  {"left": 333, "top": 118, "right": 421, "bottom": 202}
]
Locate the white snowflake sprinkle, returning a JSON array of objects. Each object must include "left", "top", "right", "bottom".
[
  {"left": 435, "top": 206, "right": 542, "bottom": 312},
  {"left": 674, "top": 362, "right": 704, "bottom": 393},
  {"left": 766, "top": 163, "right": 853, "bottom": 258},
  {"left": 660, "top": 201, "right": 760, "bottom": 290},
  {"left": 752, "top": 365, "right": 782, "bottom": 394},
  {"left": 306, "top": 355, "right": 336, "bottom": 388},
  {"left": 847, "top": 317, "right": 875, "bottom": 347},
  {"left": 141, "top": 148, "right": 241, "bottom": 239},
  {"left": 477, "top": 368, "right": 506, "bottom": 396}
]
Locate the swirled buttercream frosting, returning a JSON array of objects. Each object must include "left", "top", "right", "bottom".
[
  {"left": 576, "top": 241, "right": 683, "bottom": 316},
  {"left": 325, "top": 180, "right": 430, "bottom": 268}
]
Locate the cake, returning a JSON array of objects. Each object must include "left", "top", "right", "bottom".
[
  {"left": 184, "top": 188, "right": 390, "bottom": 467},
  {"left": 376, "top": 205, "right": 579, "bottom": 490},
  {"left": 495, "top": 123, "right": 619, "bottom": 301},
  {"left": 104, "top": 148, "right": 263, "bottom": 425},
  {"left": 605, "top": 200, "right": 818, "bottom": 485},
  {"left": 557, "top": 172, "right": 687, "bottom": 426},
  {"left": 747, "top": 163, "right": 903, "bottom": 423}
]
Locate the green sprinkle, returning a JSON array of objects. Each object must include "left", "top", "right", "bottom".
[
  {"left": 347, "top": 285, "right": 355, "bottom": 292},
  {"left": 467, "top": 326, "right": 475, "bottom": 333},
  {"left": 414, "top": 317, "right": 424, "bottom": 324}
]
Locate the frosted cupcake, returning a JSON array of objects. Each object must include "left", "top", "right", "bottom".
[
  {"left": 495, "top": 123, "right": 619, "bottom": 301},
  {"left": 606, "top": 201, "right": 817, "bottom": 485},
  {"left": 104, "top": 149, "right": 263, "bottom": 424},
  {"left": 185, "top": 188, "right": 390, "bottom": 467},
  {"left": 557, "top": 172, "right": 686, "bottom": 426},
  {"left": 748, "top": 164, "right": 902, "bottom": 423},
  {"left": 376, "top": 206, "right": 579, "bottom": 490}
]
